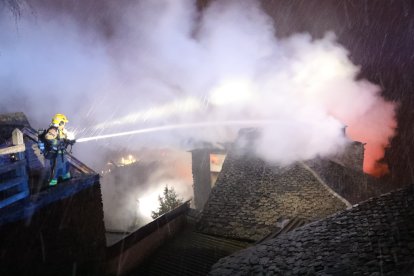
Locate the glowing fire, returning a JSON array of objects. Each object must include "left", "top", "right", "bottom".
[
  {"left": 210, "top": 154, "right": 226, "bottom": 172},
  {"left": 120, "top": 155, "right": 137, "bottom": 166},
  {"left": 347, "top": 120, "right": 396, "bottom": 177}
]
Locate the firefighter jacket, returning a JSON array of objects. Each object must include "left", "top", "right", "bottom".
[{"left": 44, "top": 127, "right": 68, "bottom": 156}]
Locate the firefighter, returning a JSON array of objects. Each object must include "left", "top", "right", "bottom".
[{"left": 44, "top": 113, "right": 75, "bottom": 186}]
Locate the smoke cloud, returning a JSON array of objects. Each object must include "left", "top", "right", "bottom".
[
  {"left": 101, "top": 148, "right": 192, "bottom": 230},
  {"left": 0, "top": 0, "right": 396, "bottom": 229}
]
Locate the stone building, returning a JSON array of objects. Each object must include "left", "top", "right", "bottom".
[
  {"left": 136, "top": 124, "right": 413, "bottom": 275},
  {"left": 196, "top": 128, "right": 369, "bottom": 241},
  {"left": 197, "top": 156, "right": 352, "bottom": 241},
  {"left": 193, "top": 129, "right": 414, "bottom": 275},
  {"left": 137, "top": 128, "right": 397, "bottom": 275},
  {"left": 2, "top": 112, "right": 411, "bottom": 275}
]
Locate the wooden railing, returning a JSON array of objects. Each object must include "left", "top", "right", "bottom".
[{"left": 0, "top": 129, "right": 29, "bottom": 208}]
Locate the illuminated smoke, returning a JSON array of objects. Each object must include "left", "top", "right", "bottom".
[
  {"left": 0, "top": 0, "right": 396, "bottom": 172},
  {"left": 0, "top": 0, "right": 397, "bottom": 228},
  {"left": 101, "top": 148, "right": 192, "bottom": 230},
  {"left": 93, "top": 97, "right": 202, "bottom": 130}
]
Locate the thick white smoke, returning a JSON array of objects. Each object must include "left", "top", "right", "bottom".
[{"left": 0, "top": 0, "right": 396, "bottom": 230}]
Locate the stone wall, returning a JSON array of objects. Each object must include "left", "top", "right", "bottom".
[
  {"left": 210, "top": 187, "right": 414, "bottom": 276},
  {"left": 197, "top": 153, "right": 347, "bottom": 241}
]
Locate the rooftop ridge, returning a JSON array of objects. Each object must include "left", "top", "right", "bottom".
[{"left": 300, "top": 161, "right": 352, "bottom": 208}]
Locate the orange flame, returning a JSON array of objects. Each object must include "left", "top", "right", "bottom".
[{"left": 346, "top": 115, "right": 396, "bottom": 177}]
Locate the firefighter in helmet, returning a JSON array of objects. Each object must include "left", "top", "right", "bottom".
[{"left": 44, "top": 113, "right": 75, "bottom": 186}]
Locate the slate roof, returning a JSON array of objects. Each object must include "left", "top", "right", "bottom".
[
  {"left": 210, "top": 187, "right": 414, "bottom": 275},
  {"left": 197, "top": 152, "right": 348, "bottom": 241},
  {"left": 135, "top": 225, "right": 250, "bottom": 276}
]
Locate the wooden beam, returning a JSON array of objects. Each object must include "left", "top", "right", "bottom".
[
  {"left": 0, "top": 144, "right": 25, "bottom": 155},
  {"left": 0, "top": 159, "right": 26, "bottom": 175},
  {"left": 0, "top": 129, "right": 26, "bottom": 155},
  {"left": 12, "top": 128, "right": 24, "bottom": 145}
]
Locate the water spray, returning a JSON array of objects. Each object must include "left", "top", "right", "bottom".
[{"left": 76, "top": 120, "right": 275, "bottom": 143}]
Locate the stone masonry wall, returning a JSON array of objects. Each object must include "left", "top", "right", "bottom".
[
  {"left": 210, "top": 187, "right": 414, "bottom": 276},
  {"left": 197, "top": 153, "right": 347, "bottom": 241}
]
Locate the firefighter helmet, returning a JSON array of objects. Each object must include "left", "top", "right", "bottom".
[{"left": 51, "top": 113, "right": 69, "bottom": 126}]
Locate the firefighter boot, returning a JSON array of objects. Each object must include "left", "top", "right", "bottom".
[
  {"left": 49, "top": 178, "right": 58, "bottom": 186},
  {"left": 62, "top": 172, "right": 71, "bottom": 181}
]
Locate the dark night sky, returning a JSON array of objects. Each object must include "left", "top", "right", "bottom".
[{"left": 6, "top": 0, "right": 414, "bottom": 185}]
